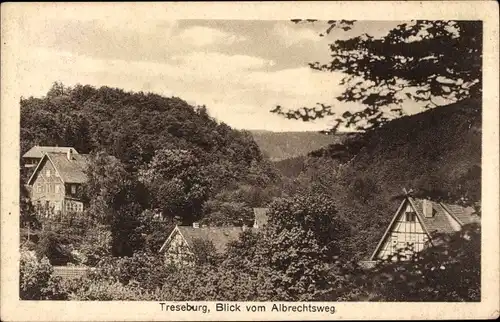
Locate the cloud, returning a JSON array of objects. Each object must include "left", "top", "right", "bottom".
[
  {"left": 177, "top": 26, "right": 246, "bottom": 47},
  {"left": 246, "top": 67, "right": 344, "bottom": 98},
  {"left": 273, "top": 23, "right": 321, "bottom": 47},
  {"left": 171, "top": 52, "right": 274, "bottom": 74}
]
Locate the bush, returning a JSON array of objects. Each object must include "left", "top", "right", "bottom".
[
  {"left": 66, "top": 278, "right": 149, "bottom": 301},
  {"left": 19, "top": 250, "right": 67, "bottom": 300}
]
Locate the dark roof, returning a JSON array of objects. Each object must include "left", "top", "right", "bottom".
[
  {"left": 48, "top": 153, "right": 89, "bottom": 183},
  {"left": 440, "top": 202, "right": 481, "bottom": 225},
  {"left": 176, "top": 226, "right": 248, "bottom": 253},
  {"left": 23, "top": 146, "right": 78, "bottom": 159},
  {"left": 253, "top": 207, "right": 269, "bottom": 227},
  {"left": 409, "top": 197, "right": 480, "bottom": 236}
]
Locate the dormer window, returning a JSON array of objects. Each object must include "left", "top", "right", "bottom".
[{"left": 71, "top": 185, "right": 76, "bottom": 194}]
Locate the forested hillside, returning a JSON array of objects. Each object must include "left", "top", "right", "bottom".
[
  {"left": 20, "top": 83, "right": 281, "bottom": 257},
  {"left": 250, "top": 130, "right": 349, "bottom": 161},
  {"left": 21, "top": 83, "right": 262, "bottom": 171},
  {"left": 284, "top": 98, "right": 482, "bottom": 259}
]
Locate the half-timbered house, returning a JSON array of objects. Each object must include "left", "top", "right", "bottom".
[
  {"left": 26, "top": 149, "right": 89, "bottom": 216},
  {"left": 159, "top": 208, "right": 269, "bottom": 266},
  {"left": 370, "top": 196, "right": 480, "bottom": 261}
]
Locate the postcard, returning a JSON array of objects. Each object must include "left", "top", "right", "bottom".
[{"left": 1, "top": 1, "right": 499, "bottom": 321}]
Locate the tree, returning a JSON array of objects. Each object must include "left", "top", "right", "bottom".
[
  {"left": 253, "top": 193, "right": 349, "bottom": 300},
  {"left": 83, "top": 151, "right": 144, "bottom": 256},
  {"left": 272, "top": 20, "right": 482, "bottom": 132},
  {"left": 138, "top": 149, "right": 213, "bottom": 224},
  {"left": 83, "top": 151, "right": 133, "bottom": 221}
]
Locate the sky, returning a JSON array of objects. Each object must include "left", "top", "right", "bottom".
[{"left": 17, "top": 13, "right": 411, "bottom": 131}]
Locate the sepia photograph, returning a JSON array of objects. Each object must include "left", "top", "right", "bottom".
[{"left": 1, "top": 2, "right": 499, "bottom": 321}]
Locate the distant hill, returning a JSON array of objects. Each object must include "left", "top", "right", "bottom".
[
  {"left": 249, "top": 130, "right": 350, "bottom": 161},
  {"left": 287, "top": 98, "right": 482, "bottom": 259}
]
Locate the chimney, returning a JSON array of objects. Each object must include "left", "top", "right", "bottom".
[
  {"left": 192, "top": 222, "right": 199, "bottom": 228},
  {"left": 423, "top": 199, "right": 433, "bottom": 218},
  {"left": 67, "top": 148, "right": 73, "bottom": 161}
]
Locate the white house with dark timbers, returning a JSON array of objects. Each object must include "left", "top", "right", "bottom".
[
  {"left": 159, "top": 208, "right": 269, "bottom": 266},
  {"left": 369, "top": 196, "right": 480, "bottom": 262},
  {"left": 26, "top": 148, "right": 89, "bottom": 215}
]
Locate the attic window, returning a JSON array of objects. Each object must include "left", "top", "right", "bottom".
[
  {"left": 405, "top": 212, "right": 416, "bottom": 222},
  {"left": 46, "top": 169, "right": 51, "bottom": 177}
]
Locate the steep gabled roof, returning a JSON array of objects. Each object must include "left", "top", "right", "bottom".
[
  {"left": 27, "top": 152, "right": 89, "bottom": 185},
  {"left": 159, "top": 225, "right": 249, "bottom": 254},
  {"left": 370, "top": 196, "right": 481, "bottom": 260},
  {"left": 23, "top": 146, "right": 78, "bottom": 159}
]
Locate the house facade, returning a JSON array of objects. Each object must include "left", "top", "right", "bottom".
[
  {"left": 370, "top": 196, "right": 480, "bottom": 262},
  {"left": 26, "top": 149, "right": 89, "bottom": 216},
  {"left": 22, "top": 146, "right": 78, "bottom": 168},
  {"left": 159, "top": 208, "right": 269, "bottom": 266}
]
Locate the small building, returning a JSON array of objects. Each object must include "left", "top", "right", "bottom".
[
  {"left": 22, "top": 146, "right": 79, "bottom": 168},
  {"left": 369, "top": 196, "right": 480, "bottom": 262},
  {"left": 159, "top": 208, "right": 269, "bottom": 266},
  {"left": 26, "top": 149, "right": 89, "bottom": 216}
]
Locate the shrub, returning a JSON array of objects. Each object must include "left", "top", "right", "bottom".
[{"left": 19, "top": 250, "right": 67, "bottom": 300}]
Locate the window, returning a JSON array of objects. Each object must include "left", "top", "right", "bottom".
[
  {"left": 55, "top": 184, "right": 60, "bottom": 193},
  {"left": 46, "top": 169, "right": 51, "bottom": 177},
  {"left": 405, "top": 212, "right": 416, "bottom": 222},
  {"left": 36, "top": 183, "right": 43, "bottom": 193},
  {"left": 54, "top": 202, "right": 61, "bottom": 212},
  {"left": 71, "top": 185, "right": 76, "bottom": 194}
]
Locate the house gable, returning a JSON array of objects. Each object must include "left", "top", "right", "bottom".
[
  {"left": 159, "top": 226, "right": 188, "bottom": 253},
  {"left": 28, "top": 155, "right": 67, "bottom": 213},
  {"left": 370, "top": 196, "right": 480, "bottom": 262},
  {"left": 159, "top": 225, "right": 250, "bottom": 266},
  {"left": 371, "top": 199, "right": 431, "bottom": 261},
  {"left": 159, "top": 226, "right": 194, "bottom": 266},
  {"left": 27, "top": 154, "right": 61, "bottom": 186}
]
